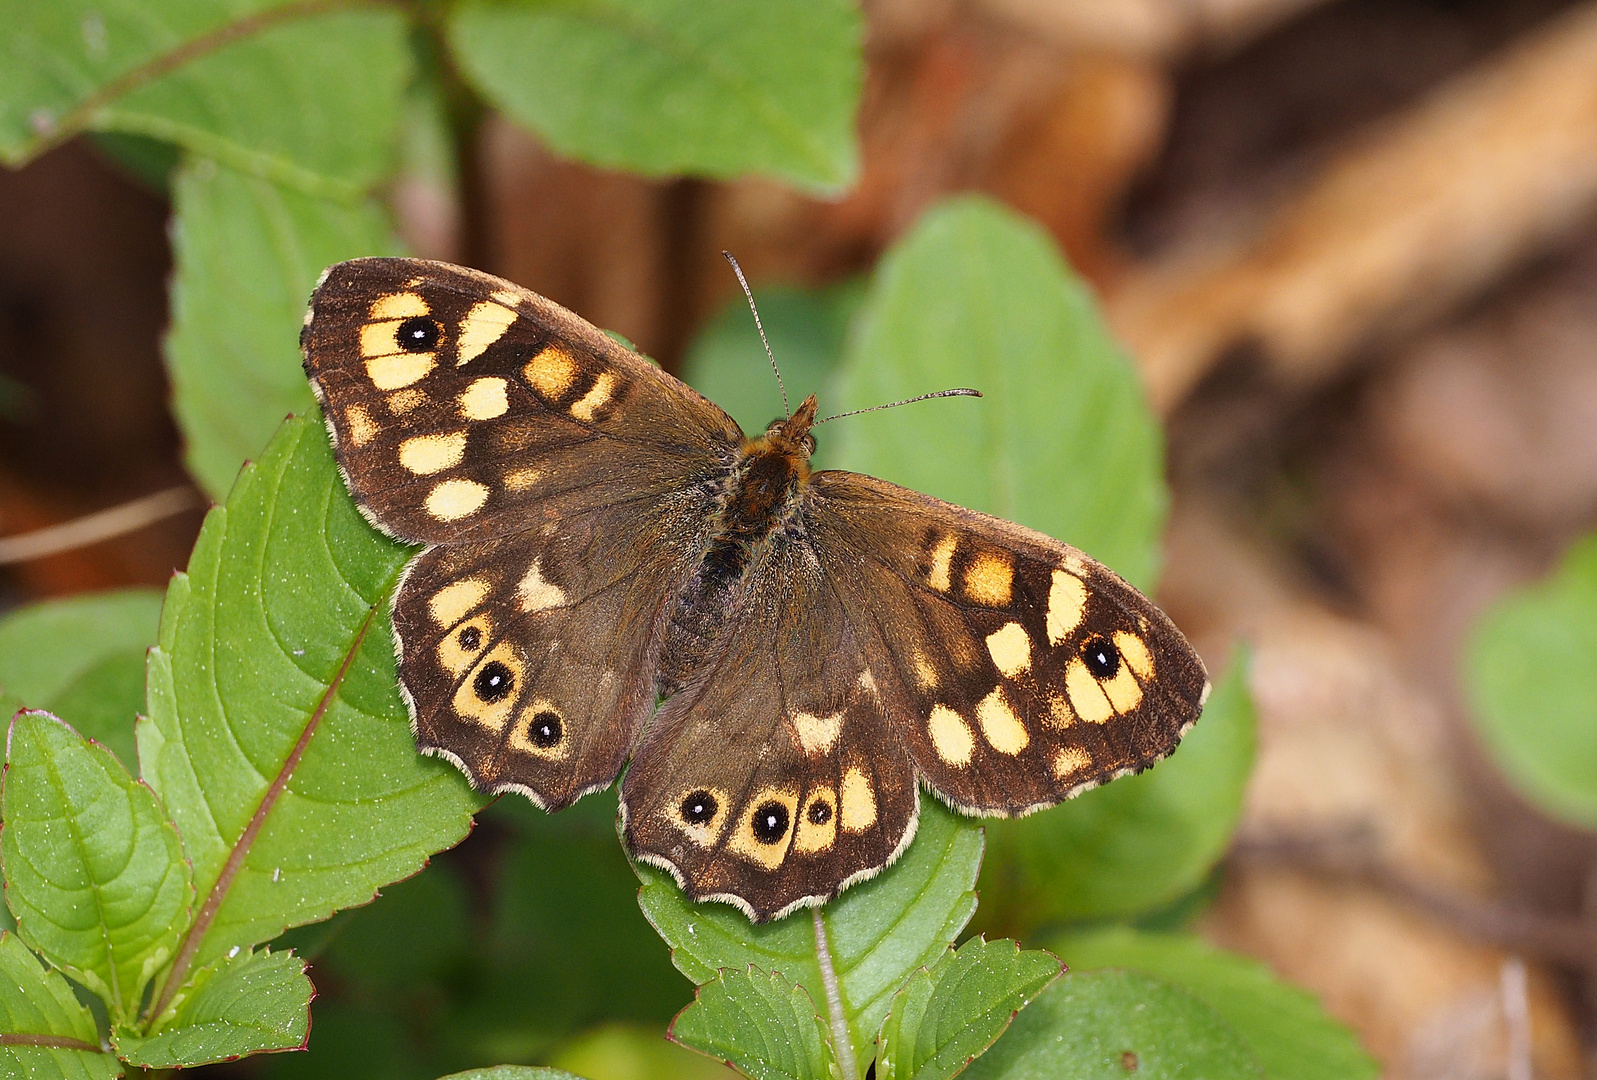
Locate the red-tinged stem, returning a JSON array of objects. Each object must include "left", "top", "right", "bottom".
[
  {"left": 0, "top": 1033, "right": 103, "bottom": 1052},
  {"left": 145, "top": 604, "right": 378, "bottom": 1024}
]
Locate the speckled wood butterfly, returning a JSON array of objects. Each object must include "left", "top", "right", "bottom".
[{"left": 302, "top": 257, "right": 1209, "bottom": 921}]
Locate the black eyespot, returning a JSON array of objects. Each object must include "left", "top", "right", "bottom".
[
  {"left": 807, "top": 799, "right": 832, "bottom": 826},
  {"left": 1083, "top": 635, "right": 1120, "bottom": 679},
  {"left": 679, "top": 790, "right": 718, "bottom": 825},
  {"left": 396, "top": 316, "right": 441, "bottom": 352},
  {"left": 751, "top": 801, "right": 789, "bottom": 844},
  {"left": 457, "top": 625, "right": 482, "bottom": 651},
  {"left": 529, "top": 710, "right": 562, "bottom": 748},
  {"left": 473, "top": 660, "right": 514, "bottom": 702}
]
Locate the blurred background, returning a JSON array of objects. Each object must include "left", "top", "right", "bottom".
[{"left": 4, "top": 0, "right": 1597, "bottom": 1077}]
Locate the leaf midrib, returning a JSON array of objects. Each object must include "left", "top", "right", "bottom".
[
  {"left": 36, "top": 737, "right": 126, "bottom": 1016},
  {"left": 145, "top": 599, "right": 379, "bottom": 1025}
]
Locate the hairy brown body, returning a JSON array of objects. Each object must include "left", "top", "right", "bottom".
[{"left": 658, "top": 396, "right": 819, "bottom": 693}]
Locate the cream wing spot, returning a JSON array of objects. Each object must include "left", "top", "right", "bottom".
[
  {"left": 429, "top": 578, "right": 490, "bottom": 626},
  {"left": 504, "top": 467, "right": 542, "bottom": 492},
  {"left": 453, "top": 643, "right": 522, "bottom": 731},
  {"left": 1102, "top": 666, "right": 1144, "bottom": 713},
  {"left": 673, "top": 786, "right": 731, "bottom": 848},
  {"left": 387, "top": 388, "right": 426, "bottom": 413},
  {"left": 910, "top": 649, "right": 938, "bottom": 690},
  {"left": 1046, "top": 691, "right": 1076, "bottom": 728},
  {"left": 839, "top": 767, "right": 877, "bottom": 832},
  {"left": 369, "top": 292, "right": 428, "bottom": 320},
  {"left": 928, "top": 705, "right": 975, "bottom": 767},
  {"left": 1052, "top": 745, "right": 1093, "bottom": 781},
  {"left": 964, "top": 552, "right": 1013, "bottom": 606},
  {"left": 516, "top": 558, "right": 566, "bottom": 613},
  {"left": 792, "top": 710, "right": 843, "bottom": 755},
  {"left": 525, "top": 344, "right": 577, "bottom": 399},
  {"left": 1115, "top": 631, "right": 1155, "bottom": 680},
  {"left": 399, "top": 431, "right": 467, "bottom": 475},
  {"left": 985, "top": 622, "right": 1032, "bottom": 677},
  {"left": 456, "top": 300, "right": 517, "bottom": 364},
  {"left": 345, "top": 404, "right": 377, "bottom": 447},
  {"left": 568, "top": 371, "right": 618, "bottom": 421},
  {"left": 458, "top": 377, "right": 509, "bottom": 420},
  {"left": 425, "top": 479, "right": 489, "bottom": 521},
  {"left": 975, "top": 688, "right": 1029, "bottom": 754},
  {"left": 794, "top": 789, "right": 838, "bottom": 853},
  {"left": 438, "top": 616, "right": 490, "bottom": 677},
  {"left": 507, "top": 700, "right": 569, "bottom": 759},
  {"left": 728, "top": 788, "right": 798, "bottom": 870},
  {"left": 1065, "top": 659, "right": 1115, "bottom": 724},
  {"left": 927, "top": 533, "right": 958, "bottom": 592},
  {"left": 1047, "top": 570, "right": 1088, "bottom": 645},
  {"left": 366, "top": 351, "right": 436, "bottom": 390}
]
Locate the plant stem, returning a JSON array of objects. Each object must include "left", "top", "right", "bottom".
[{"left": 812, "top": 906, "right": 860, "bottom": 1080}]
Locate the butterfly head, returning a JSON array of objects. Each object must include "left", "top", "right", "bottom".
[{"left": 758, "top": 392, "right": 819, "bottom": 458}]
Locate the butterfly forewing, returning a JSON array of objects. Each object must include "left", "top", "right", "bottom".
[
  {"left": 805, "top": 473, "right": 1208, "bottom": 814},
  {"left": 302, "top": 258, "right": 741, "bottom": 545}
]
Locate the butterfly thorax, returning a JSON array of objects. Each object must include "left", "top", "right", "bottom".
[{"left": 656, "top": 396, "right": 819, "bottom": 694}]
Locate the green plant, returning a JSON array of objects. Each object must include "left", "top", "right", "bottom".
[
  {"left": 1467, "top": 533, "right": 1597, "bottom": 826},
  {"left": 0, "top": 4, "right": 1374, "bottom": 1077}
]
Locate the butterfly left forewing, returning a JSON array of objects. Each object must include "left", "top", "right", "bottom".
[
  {"left": 302, "top": 257, "right": 742, "bottom": 545},
  {"left": 805, "top": 472, "right": 1209, "bottom": 816}
]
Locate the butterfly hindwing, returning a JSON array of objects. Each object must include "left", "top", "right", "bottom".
[
  {"left": 302, "top": 257, "right": 741, "bottom": 545},
  {"left": 621, "top": 539, "right": 919, "bottom": 919},
  {"left": 806, "top": 473, "right": 1209, "bottom": 815},
  {"left": 395, "top": 489, "right": 719, "bottom": 811}
]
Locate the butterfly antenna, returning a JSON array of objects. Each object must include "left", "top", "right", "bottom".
[
  {"left": 817, "top": 387, "right": 981, "bottom": 425},
  {"left": 722, "top": 251, "right": 789, "bottom": 418}
]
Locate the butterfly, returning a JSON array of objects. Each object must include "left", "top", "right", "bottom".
[{"left": 301, "top": 257, "right": 1209, "bottom": 922}]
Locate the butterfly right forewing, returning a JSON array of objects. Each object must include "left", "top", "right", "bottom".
[{"left": 805, "top": 472, "right": 1209, "bottom": 816}]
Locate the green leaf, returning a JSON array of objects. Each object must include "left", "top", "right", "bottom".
[
  {"left": 638, "top": 799, "right": 981, "bottom": 1076},
  {"left": 115, "top": 948, "right": 311, "bottom": 1067},
  {"left": 0, "top": 932, "right": 120, "bottom": 1080},
  {"left": 670, "top": 966, "right": 840, "bottom": 1080},
  {"left": 449, "top": 0, "right": 862, "bottom": 191},
  {"left": 877, "top": 939, "right": 1061, "bottom": 1080},
  {"left": 962, "top": 969, "right": 1264, "bottom": 1080},
  {"left": 439, "top": 1069, "right": 588, "bottom": 1080},
  {"left": 1, "top": 2, "right": 411, "bottom": 196},
  {"left": 681, "top": 279, "right": 865, "bottom": 442},
  {"left": 832, "top": 195, "right": 1165, "bottom": 591},
  {"left": 137, "top": 414, "right": 482, "bottom": 1004},
  {"left": 1466, "top": 532, "right": 1597, "bottom": 826},
  {"left": 977, "top": 654, "right": 1255, "bottom": 933},
  {"left": 1045, "top": 928, "right": 1377, "bottom": 1080},
  {"left": 1, "top": 712, "right": 191, "bottom": 1026},
  {"left": 549, "top": 1021, "right": 734, "bottom": 1080},
  {"left": 0, "top": 589, "right": 161, "bottom": 767},
  {"left": 166, "top": 159, "right": 400, "bottom": 498}
]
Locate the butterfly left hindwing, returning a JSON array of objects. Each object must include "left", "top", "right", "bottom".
[{"left": 304, "top": 257, "right": 1210, "bottom": 923}]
